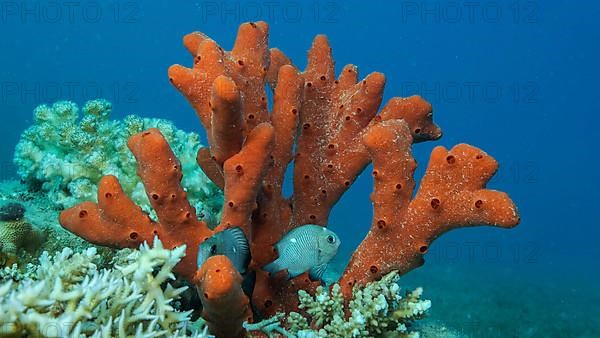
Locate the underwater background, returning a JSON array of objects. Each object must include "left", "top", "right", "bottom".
[{"left": 0, "top": 0, "right": 598, "bottom": 336}]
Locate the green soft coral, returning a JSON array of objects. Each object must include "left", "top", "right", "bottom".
[{"left": 14, "top": 100, "right": 223, "bottom": 227}]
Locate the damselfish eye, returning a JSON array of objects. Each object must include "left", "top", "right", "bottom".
[
  {"left": 327, "top": 235, "right": 335, "bottom": 244},
  {"left": 210, "top": 245, "right": 217, "bottom": 255}
]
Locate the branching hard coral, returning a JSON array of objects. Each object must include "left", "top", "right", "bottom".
[
  {"left": 293, "top": 271, "right": 430, "bottom": 337},
  {"left": 243, "top": 271, "right": 430, "bottom": 338},
  {"left": 0, "top": 238, "right": 209, "bottom": 338},
  {"left": 243, "top": 313, "right": 294, "bottom": 338},
  {"left": 14, "top": 100, "right": 222, "bottom": 226}
]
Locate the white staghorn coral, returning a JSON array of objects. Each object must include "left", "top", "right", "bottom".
[{"left": 0, "top": 238, "right": 209, "bottom": 338}]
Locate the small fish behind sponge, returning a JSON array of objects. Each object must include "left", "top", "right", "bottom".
[
  {"left": 263, "top": 224, "right": 340, "bottom": 280},
  {"left": 197, "top": 227, "right": 250, "bottom": 274}
]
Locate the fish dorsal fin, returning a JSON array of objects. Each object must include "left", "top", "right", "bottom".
[
  {"left": 274, "top": 236, "right": 291, "bottom": 255},
  {"left": 309, "top": 263, "right": 327, "bottom": 281},
  {"left": 197, "top": 236, "right": 216, "bottom": 268},
  {"left": 222, "top": 227, "right": 251, "bottom": 275},
  {"left": 274, "top": 239, "right": 284, "bottom": 254},
  {"left": 225, "top": 227, "right": 249, "bottom": 255}
]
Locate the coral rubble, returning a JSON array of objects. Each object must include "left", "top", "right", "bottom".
[{"left": 59, "top": 21, "right": 520, "bottom": 336}]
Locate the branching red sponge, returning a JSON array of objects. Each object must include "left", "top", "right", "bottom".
[
  {"left": 338, "top": 120, "right": 519, "bottom": 296},
  {"left": 59, "top": 128, "right": 213, "bottom": 280},
  {"left": 194, "top": 255, "right": 252, "bottom": 338},
  {"left": 59, "top": 21, "right": 520, "bottom": 336}
]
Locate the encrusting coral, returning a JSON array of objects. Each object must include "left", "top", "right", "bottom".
[
  {"left": 0, "top": 202, "right": 41, "bottom": 266},
  {"left": 0, "top": 238, "right": 209, "bottom": 338},
  {"left": 59, "top": 21, "right": 520, "bottom": 336},
  {"left": 14, "top": 100, "right": 222, "bottom": 226},
  {"left": 0, "top": 220, "right": 36, "bottom": 266}
]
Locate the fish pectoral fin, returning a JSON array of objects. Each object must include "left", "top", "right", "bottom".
[{"left": 309, "top": 263, "right": 327, "bottom": 281}]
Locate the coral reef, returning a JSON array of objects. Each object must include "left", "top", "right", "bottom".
[
  {"left": 14, "top": 100, "right": 222, "bottom": 226},
  {"left": 245, "top": 271, "right": 430, "bottom": 337},
  {"left": 59, "top": 21, "right": 520, "bottom": 336},
  {"left": 0, "top": 202, "right": 42, "bottom": 266},
  {"left": 0, "top": 220, "right": 38, "bottom": 266},
  {"left": 0, "top": 238, "right": 209, "bottom": 337},
  {"left": 0, "top": 180, "right": 117, "bottom": 270}
]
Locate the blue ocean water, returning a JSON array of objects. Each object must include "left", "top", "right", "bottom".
[{"left": 1, "top": 0, "right": 598, "bottom": 336}]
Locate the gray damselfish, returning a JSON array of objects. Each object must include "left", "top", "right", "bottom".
[
  {"left": 263, "top": 224, "right": 340, "bottom": 280},
  {"left": 197, "top": 227, "right": 250, "bottom": 274}
]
